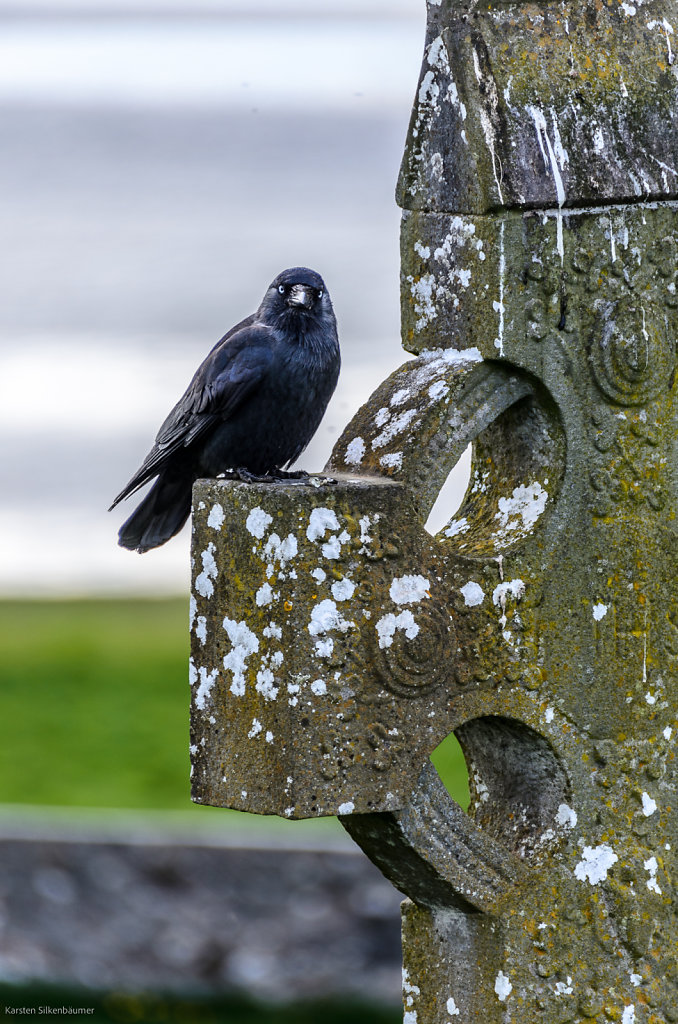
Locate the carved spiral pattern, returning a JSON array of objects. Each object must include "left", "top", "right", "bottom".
[
  {"left": 589, "top": 300, "right": 675, "bottom": 406},
  {"left": 374, "top": 604, "right": 455, "bottom": 698}
]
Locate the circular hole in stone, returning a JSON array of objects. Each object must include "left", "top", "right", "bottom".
[
  {"left": 430, "top": 730, "right": 470, "bottom": 810},
  {"left": 456, "top": 715, "right": 571, "bottom": 858},
  {"left": 434, "top": 384, "right": 565, "bottom": 557},
  {"left": 424, "top": 444, "right": 472, "bottom": 537}
]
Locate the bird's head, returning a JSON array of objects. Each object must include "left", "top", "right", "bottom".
[{"left": 261, "top": 267, "right": 332, "bottom": 323}]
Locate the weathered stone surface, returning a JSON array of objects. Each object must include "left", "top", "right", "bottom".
[
  {"left": 398, "top": 0, "right": 678, "bottom": 214},
  {"left": 190, "top": 474, "right": 432, "bottom": 818}
]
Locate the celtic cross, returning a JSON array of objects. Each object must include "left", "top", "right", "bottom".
[{"left": 189, "top": 1, "right": 678, "bottom": 1019}]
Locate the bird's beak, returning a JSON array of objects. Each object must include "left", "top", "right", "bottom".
[{"left": 287, "top": 285, "right": 314, "bottom": 309}]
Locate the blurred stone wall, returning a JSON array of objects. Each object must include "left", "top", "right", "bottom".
[{"left": 0, "top": 834, "right": 402, "bottom": 1004}]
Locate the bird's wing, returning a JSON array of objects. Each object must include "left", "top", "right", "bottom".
[{"left": 109, "top": 325, "right": 274, "bottom": 508}]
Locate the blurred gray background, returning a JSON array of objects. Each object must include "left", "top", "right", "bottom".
[{"left": 0, "top": 0, "right": 438, "bottom": 596}]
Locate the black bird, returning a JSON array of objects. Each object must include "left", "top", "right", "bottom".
[{"left": 110, "top": 267, "right": 340, "bottom": 553}]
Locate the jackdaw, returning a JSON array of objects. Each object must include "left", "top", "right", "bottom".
[{"left": 110, "top": 267, "right": 340, "bottom": 553}]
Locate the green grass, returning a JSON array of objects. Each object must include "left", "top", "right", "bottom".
[
  {"left": 0, "top": 598, "right": 469, "bottom": 812},
  {"left": 0, "top": 598, "right": 190, "bottom": 809}
]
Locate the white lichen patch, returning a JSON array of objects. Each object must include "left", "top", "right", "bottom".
[
  {"left": 664, "top": 726, "right": 673, "bottom": 740},
  {"left": 390, "top": 574, "right": 430, "bottom": 605},
  {"left": 193, "top": 665, "right": 219, "bottom": 711},
  {"left": 380, "top": 452, "right": 403, "bottom": 471},
  {"left": 390, "top": 387, "right": 410, "bottom": 406},
  {"left": 408, "top": 272, "right": 438, "bottom": 332},
  {"left": 222, "top": 617, "right": 259, "bottom": 696},
  {"left": 641, "top": 792, "right": 657, "bottom": 816},
  {"left": 263, "top": 533, "right": 298, "bottom": 575},
  {"left": 544, "top": 706, "right": 554, "bottom": 723},
  {"left": 287, "top": 682, "right": 300, "bottom": 706},
  {"left": 376, "top": 610, "right": 419, "bottom": 649},
  {"left": 195, "top": 616, "right": 207, "bottom": 646},
  {"left": 246, "top": 507, "right": 272, "bottom": 539},
  {"left": 311, "top": 567, "right": 327, "bottom": 584},
  {"left": 431, "top": 217, "right": 480, "bottom": 295},
  {"left": 495, "top": 481, "right": 548, "bottom": 535},
  {"left": 644, "top": 855, "right": 661, "bottom": 893},
  {"left": 426, "top": 33, "right": 450, "bottom": 73},
  {"left": 445, "top": 517, "right": 470, "bottom": 538},
  {"left": 308, "top": 599, "right": 354, "bottom": 637},
  {"left": 371, "top": 408, "right": 418, "bottom": 450},
  {"left": 494, "top": 971, "right": 512, "bottom": 1001},
  {"left": 574, "top": 844, "right": 618, "bottom": 885},
  {"left": 630, "top": 974, "right": 642, "bottom": 987},
  {"left": 315, "top": 638, "right": 334, "bottom": 658},
  {"left": 256, "top": 582, "right": 274, "bottom": 607},
  {"left": 263, "top": 622, "right": 282, "bottom": 640},
  {"left": 413, "top": 239, "right": 430, "bottom": 261},
  {"left": 592, "top": 603, "right": 608, "bottom": 621},
  {"left": 255, "top": 667, "right": 278, "bottom": 701},
  {"left": 556, "top": 803, "right": 577, "bottom": 828},
  {"left": 311, "top": 679, "right": 327, "bottom": 696},
  {"left": 358, "top": 514, "right": 379, "bottom": 548},
  {"left": 418, "top": 67, "right": 440, "bottom": 108},
  {"left": 247, "top": 718, "right": 262, "bottom": 739},
  {"left": 195, "top": 543, "right": 218, "bottom": 598},
  {"left": 331, "top": 578, "right": 355, "bottom": 602},
  {"left": 428, "top": 380, "right": 450, "bottom": 400},
  {"left": 460, "top": 581, "right": 484, "bottom": 607},
  {"left": 446, "top": 996, "right": 460, "bottom": 1017},
  {"left": 472, "top": 767, "right": 490, "bottom": 803},
  {"left": 344, "top": 437, "right": 366, "bottom": 466},
  {"left": 554, "top": 977, "right": 573, "bottom": 996},
  {"left": 207, "top": 503, "right": 225, "bottom": 529},
  {"left": 337, "top": 801, "right": 354, "bottom": 815},
  {"left": 265, "top": 731, "right": 274, "bottom": 743},
  {"left": 322, "top": 531, "right": 350, "bottom": 559},
  {"left": 402, "top": 968, "right": 420, "bottom": 1010},
  {"left": 307, "top": 507, "right": 339, "bottom": 542},
  {"left": 622, "top": 1006, "right": 636, "bottom": 1024},
  {"left": 419, "top": 345, "right": 482, "bottom": 368}
]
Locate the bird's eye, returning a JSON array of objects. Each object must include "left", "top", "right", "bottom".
[
  {"left": 318, "top": 289, "right": 323, "bottom": 299},
  {"left": 278, "top": 284, "right": 285, "bottom": 294}
]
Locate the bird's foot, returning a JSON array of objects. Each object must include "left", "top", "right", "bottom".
[
  {"left": 229, "top": 467, "right": 277, "bottom": 483},
  {"left": 270, "top": 469, "right": 338, "bottom": 486}
]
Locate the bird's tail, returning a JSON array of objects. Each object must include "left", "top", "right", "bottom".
[{"left": 117, "top": 472, "right": 194, "bottom": 553}]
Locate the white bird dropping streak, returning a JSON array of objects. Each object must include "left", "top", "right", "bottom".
[
  {"left": 493, "top": 221, "right": 506, "bottom": 355},
  {"left": 527, "top": 105, "right": 568, "bottom": 263}
]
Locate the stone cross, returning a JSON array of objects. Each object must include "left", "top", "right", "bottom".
[{"left": 190, "top": 1, "right": 678, "bottom": 1020}]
